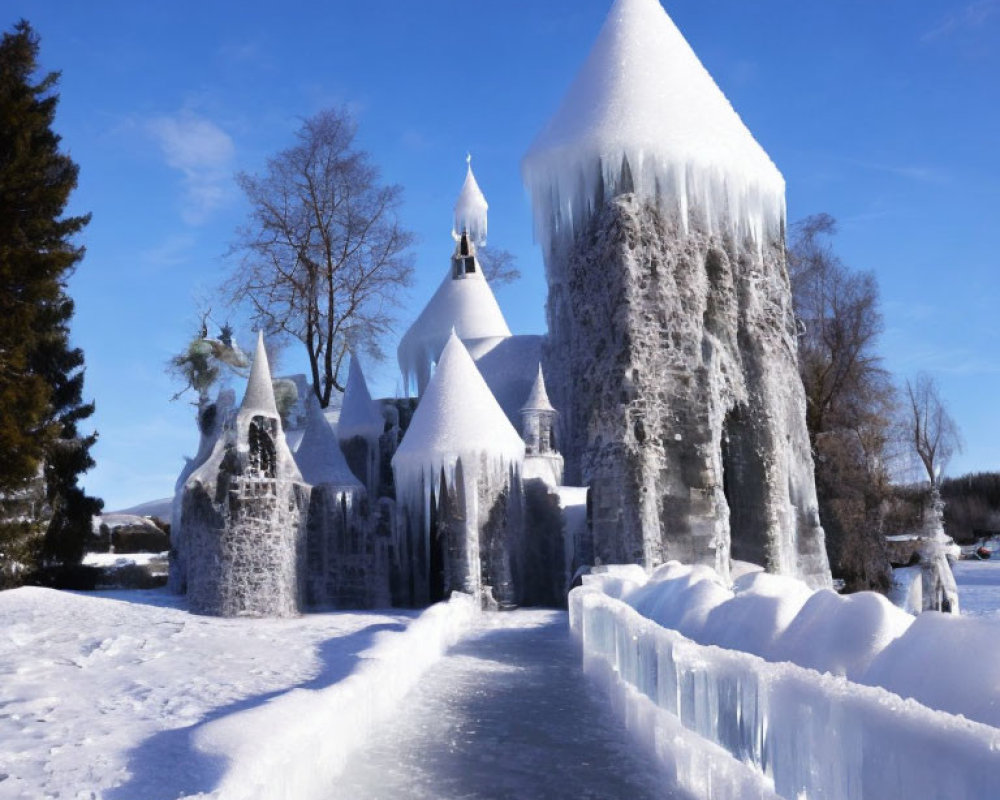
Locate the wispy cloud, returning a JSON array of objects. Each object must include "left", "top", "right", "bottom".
[
  {"left": 847, "top": 158, "right": 950, "bottom": 184},
  {"left": 138, "top": 233, "right": 198, "bottom": 272},
  {"left": 892, "top": 344, "right": 1000, "bottom": 376},
  {"left": 922, "top": 0, "right": 999, "bottom": 42},
  {"left": 146, "top": 111, "right": 236, "bottom": 224}
]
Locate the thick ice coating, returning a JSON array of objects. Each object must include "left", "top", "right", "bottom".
[
  {"left": 521, "top": 364, "right": 555, "bottom": 413},
  {"left": 453, "top": 156, "right": 488, "bottom": 247},
  {"left": 294, "top": 397, "right": 363, "bottom": 490},
  {"left": 397, "top": 262, "right": 511, "bottom": 396},
  {"left": 394, "top": 331, "right": 524, "bottom": 478},
  {"left": 522, "top": 0, "right": 785, "bottom": 250},
  {"left": 337, "top": 356, "right": 384, "bottom": 442}
]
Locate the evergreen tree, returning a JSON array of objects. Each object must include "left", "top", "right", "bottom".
[{"left": 0, "top": 20, "right": 101, "bottom": 582}]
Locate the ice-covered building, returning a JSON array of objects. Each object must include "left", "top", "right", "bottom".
[
  {"left": 522, "top": 0, "right": 831, "bottom": 588},
  {"left": 179, "top": 333, "right": 311, "bottom": 617}
]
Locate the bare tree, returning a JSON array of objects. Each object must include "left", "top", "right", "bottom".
[
  {"left": 477, "top": 246, "right": 521, "bottom": 287},
  {"left": 788, "top": 214, "right": 895, "bottom": 592},
  {"left": 227, "top": 108, "right": 415, "bottom": 407},
  {"left": 903, "top": 373, "right": 963, "bottom": 487}
]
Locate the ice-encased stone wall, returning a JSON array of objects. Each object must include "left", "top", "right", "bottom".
[
  {"left": 544, "top": 196, "right": 830, "bottom": 587},
  {"left": 168, "top": 389, "right": 235, "bottom": 595}
]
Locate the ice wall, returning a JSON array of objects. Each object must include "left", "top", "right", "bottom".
[{"left": 571, "top": 585, "right": 1000, "bottom": 800}]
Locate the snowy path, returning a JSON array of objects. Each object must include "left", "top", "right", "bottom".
[{"left": 331, "top": 610, "right": 679, "bottom": 800}]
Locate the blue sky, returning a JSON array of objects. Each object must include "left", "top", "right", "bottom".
[{"left": 8, "top": 0, "right": 999, "bottom": 509}]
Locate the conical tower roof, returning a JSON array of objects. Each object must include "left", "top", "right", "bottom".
[
  {"left": 394, "top": 331, "right": 524, "bottom": 471},
  {"left": 453, "top": 155, "right": 489, "bottom": 247},
  {"left": 337, "top": 355, "right": 384, "bottom": 441},
  {"left": 239, "top": 331, "right": 279, "bottom": 418},
  {"left": 522, "top": 0, "right": 785, "bottom": 247},
  {"left": 521, "top": 364, "right": 556, "bottom": 413},
  {"left": 294, "top": 396, "right": 363, "bottom": 490},
  {"left": 397, "top": 255, "right": 511, "bottom": 395}
]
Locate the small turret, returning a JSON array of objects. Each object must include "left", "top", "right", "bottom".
[
  {"left": 520, "top": 365, "right": 563, "bottom": 486},
  {"left": 453, "top": 154, "right": 488, "bottom": 247}
]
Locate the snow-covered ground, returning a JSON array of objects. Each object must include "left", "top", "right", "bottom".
[
  {"left": 3, "top": 560, "right": 1000, "bottom": 799},
  {"left": 0, "top": 587, "right": 419, "bottom": 799},
  {"left": 953, "top": 559, "right": 1000, "bottom": 617}
]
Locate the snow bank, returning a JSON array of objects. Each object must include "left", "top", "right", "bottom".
[
  {"left": 522, "top": 0, "right": 785, "bottom": 254},
  {"left": 571, "top": 586, "right": 1000, "bottom": 800},
  {"left": 194, "top": 593, "right": 479, "bottom": 800}
]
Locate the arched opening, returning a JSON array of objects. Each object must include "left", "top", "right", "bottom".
[
  {"left": 721, "top": 405, "right": 770, "bottom": 568},
  {"left": 248, "top": 416, "right": 277, "bottom": 478}
]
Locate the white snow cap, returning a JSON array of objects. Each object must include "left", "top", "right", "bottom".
[
  {"left": 453, "top": 154, "right": 489, "bottom": 247},
  {"left": 522, "top": 0, "right": 786, "bottom": 250},
  {"left": 393, "top": 331, "right": 524, "bottom": 472},
  {"left": 294, "top": 397, "right": 363, "bottom": 490},
  {"left": 521, "top": 364, "right": 555, "bottom": 413},
  {"left": 337, "top": 355, "right": 384, "bottom": 441},
  {"left": 397, "top": 253, "right": 511, "bottom": 396},
  {"left": 239, "top": 331, "right": 279, "bottom": 418}
]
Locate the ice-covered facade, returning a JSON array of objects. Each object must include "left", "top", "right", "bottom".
[
  {"left": 179, "top": 333, "right": 311, "bottom": 617},
  {"left": 522, "top": 0, "right": 831, "bottom": 588}
]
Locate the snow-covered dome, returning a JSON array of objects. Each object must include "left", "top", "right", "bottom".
[
  {"left": 521, "top": 364, "right": 555, "bottom": 414},
  {"left": 522, "top": 0, "right": 785, "bottom": 249},
  {"left": 337, "top": 355, "right": 384, "bottom": 442},
  {"left": 294, "top": 397, "right": 363, "bottom": 490},
  {"left": 393, "top": 331, "right": 524, "bottom": 475},
  {"left": 453, "top": 155, "right": 488, "bottom": 247},
  {"left": 397, "top": 246, "right": 512, "bottom": 396},
  {"left": 239, "top": 331, "right": 280, "bottom": 420}
]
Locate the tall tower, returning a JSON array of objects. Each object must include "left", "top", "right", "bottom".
[
  {"left": 522, "top": 0, "right": 830, "bottom": 587},
  {"left": 520, "top": 365, "right": 563, "bottom": 486}
]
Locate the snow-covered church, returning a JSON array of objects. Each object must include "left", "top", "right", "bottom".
[{"left": 171, "top": 0, "right": 833, "bottom": 617}]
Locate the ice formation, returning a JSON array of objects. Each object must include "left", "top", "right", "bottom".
[
  {"left": 453, "top": 154, "right": 488, "bottom": 247},
  {"left": 521, "top": 0, "right": 785, "bottom": 254},
  {"left": 337, "top": 355, "right": 385, "bottom": 495},
  {"left": 526, "top": 0, "right": 830, "bottom": 587},
  {"left": 393, "top": 332, "right": 524, "bottom": 606},
  {"left": 397, "top": 171, "right": 511, "bottom": 395},
  {"left": 571, "top": 584, "right": 1000, "bottom": 800},
  {"left": 179, "top": 333, "right": 311, "bottom": 617}
]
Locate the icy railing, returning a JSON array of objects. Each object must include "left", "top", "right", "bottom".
[{"left": 570, "top": 586, "right": 1000, "bottom": 800}]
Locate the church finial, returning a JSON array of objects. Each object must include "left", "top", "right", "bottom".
[{"left": 453, "top": 154, "right": 488, "bottom": 247}]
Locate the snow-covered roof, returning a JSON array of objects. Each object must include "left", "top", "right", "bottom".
[
  {"left": 393, "top": 332, "right": 524, "bottom": 473},
  {"left": 294, "top": 397, "right": 363, "bottom": 491},
  {"left": 239, "top": 331, "right": 279, "bottom": 419},
  {"left": 337, "top": 355, "right": 384, "bottom": 441},
  {"left": 521, "top": 364, "right": 555, "bottom": 413},
  {"left": 453, "top": 155, "right": 488, "bottom": 247},
  {"left": 397, "top": 255, "right": 512, "bottom": 395},
  {"left": 521, "top": 0, "right": 785, "bottom": 250}
]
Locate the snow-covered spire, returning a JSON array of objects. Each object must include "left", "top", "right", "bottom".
[
  {"left": 337, "top": 355, "right": 384, "bottom": 442},
  {"left": 453, "top": 154, "right": 488, "bottom": 247},
  {"left": 294, "top": 396, "right": 363, "bottom": 490},
  {"left": 393, "top": 331, "right": 524, "bottom": 474},
  {"left": 240, "top": 331, "right": 279, "bottom": 418},
  {"left": 521, "top": 364, "right": 555, "bottom": 413},
  {"left": 522, "top": 0, "right": 785, "bottom": 250},
  {"left": 397, "top": 241, "right": 512, "bottom": 396}
]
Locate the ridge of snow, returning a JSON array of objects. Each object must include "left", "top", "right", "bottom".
[
  {"left": 240, "top": 331, "right": 279, "bottom": 419},
  {"left": 397, "top": 263, "right": 512, "bottom": 396},
  {"left": 453, "top": 156, "right": 488, "bottom": 247},
  {"left": 520, "top": 364, "right": 555, "bottom": 413},
  {"left": 394, "top": 332, "right": 524, "bottom": 478},
  {"left": 521, "top": 0, "right": 786, "bottom": 251},
  {"left": 337, "top": 356, "right": 384, "bottom": 441},
  {"left": 294, "top": 397, "right": 364, "bottom": 490}
]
